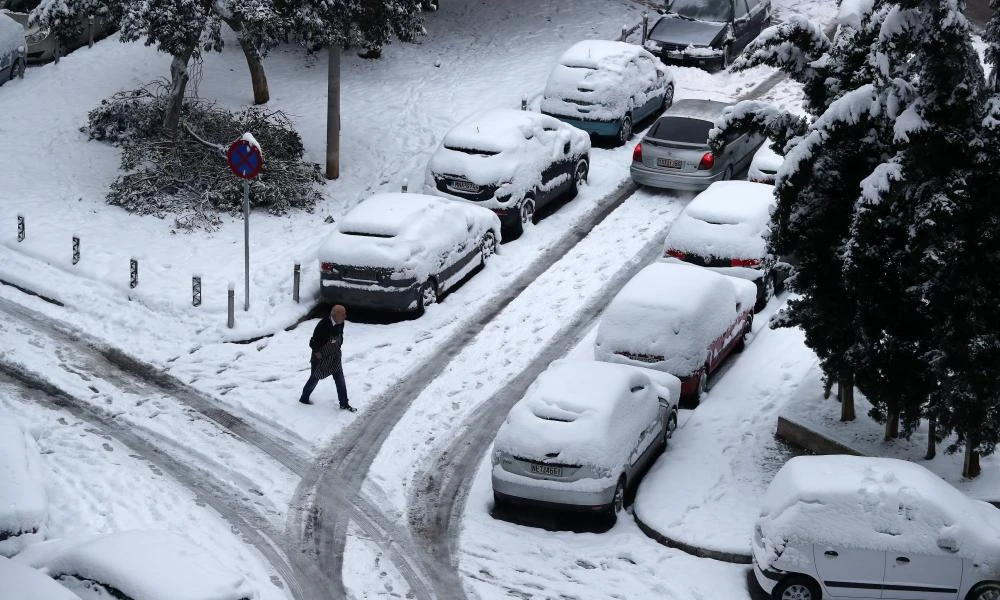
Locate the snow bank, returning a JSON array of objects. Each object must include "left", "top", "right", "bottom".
[
  {"left": 16, "top": 530, "right": 255, "bottom": 600},
  {"left": 0, "top": 556, "right": 81, "bottom": 600},
  {"left": 0, "top": 414, "right": 47, "bottom": 557},
  {"left": 758, "top": 455, "right": 1000, "bottom": 568},
  {"left": 663, "top": 181, "right": 774, "bottom": 262},
  {"left": 594, "top": 262, "right": 754, "bottom": 377}
]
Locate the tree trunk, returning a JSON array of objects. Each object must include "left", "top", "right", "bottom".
[
  {"left": 163, "top": 45, "right": 197, "bottom": 136},
  {"left": 838, "top": 372, "right": 856, "bottom": 422},
  {"left": 883, "top": 408, "right": 900, "bottom": 440},
  {"left": 326, "top": 45, "right": 341, "bottom": 180},
  {"left": 238, "top": 36, "right": 269, "bottom": 105},
  {"left": 823, "top": 376, "right": 833, "bottom": 400},
  {"left": 924, "top": 419, "right": 936, "bottom": 460},
  {"left": 963, "top": 431, "right": 981, "bottom": 478}
]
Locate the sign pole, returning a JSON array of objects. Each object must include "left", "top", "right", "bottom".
[
  {"left": 226, "top": 133, "right": 263, "bottom": 316},
  {"left": 243, "top": 179, "right": 250, "bottom": 312}
]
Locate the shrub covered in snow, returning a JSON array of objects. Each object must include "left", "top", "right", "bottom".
[{"left": 0, "top": 415, "right": 47, "bottom": 558}]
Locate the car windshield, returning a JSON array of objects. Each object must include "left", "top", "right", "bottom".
[
  {"left": 665, "top": 0, "right": 732, "bottom": 22},
  {"left": 341, "top": 231, "right": 395, "bottom": 238},
  {"left": 0, "top": 0, "right": 40, "bottom": 11},
  {"left": 649, "top": 117, "right": 714, "bottom": 144}
]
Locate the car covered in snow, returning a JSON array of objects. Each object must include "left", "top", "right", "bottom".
[
  {"left": 13, "top": 530, "right": 255, "bottom": 600},
  {"left": 662, "top": 180, "right": 780, "bottom": 312},
  {"left": 0, "top": 11, "right": 25, "bottom": 84},
  {"left": 319, "top": 192, "right": 501, "bottom": 314},
  {"left": 0, "top": 0, "right": 115, "bottom": 63},
  {"left": 594, "top": 262, "right": 755, "bottom": 406},
  {"left": 631, "top": 99, "right": 766, "bottom": 191},
  {"left": 540, "top": 40, "right": 675, "bottom": 146},
  {"left": 491, "top": 359, "right": 681, "bottom": 523},
  {"left": 0, "top": 415, "right": 47, "bottom": 557},
  {"left": 424, "top": 108, "right": 591, "bottom": 236},
  {"left": 0, "top": 556, "right": 81, "bottom": 600},
  {"left": 748, "top": 139, "right": 783, "bottom": 184},
  {"left": 643, "top": 0, "right": 772, "bottom": 71},
  {"left": 754, "top": 455, "right": 1000, "bottom": 600}
]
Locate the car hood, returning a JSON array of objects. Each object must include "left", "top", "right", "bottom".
[{"left": 650, "top": 16, "right": 727, "bottom": 47}]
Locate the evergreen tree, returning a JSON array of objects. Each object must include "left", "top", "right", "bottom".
[{"left": 28, "top": 0, "right": 119, "bottom": 55}]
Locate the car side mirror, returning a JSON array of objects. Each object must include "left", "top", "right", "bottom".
[
  {"left": 937, "top": 537, "right": 959, "bottom": 553},
  {"left": 563, "top": 141, "right": 571, "bottom": 155}
]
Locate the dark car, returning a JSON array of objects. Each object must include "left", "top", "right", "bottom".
[{"left": 643, "top": 0, "right": 772, "bottom": 71}]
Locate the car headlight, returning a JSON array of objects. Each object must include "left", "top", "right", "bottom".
[{"left": 26, "top": 28, "right": 50, "bottom": 44}]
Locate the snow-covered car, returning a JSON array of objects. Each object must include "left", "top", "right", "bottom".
[
  {"left": 0, "top": 0, "right": 115, "bottom": 63},
  {"left": 748, "top": 139, "right": 783, "bottom": 183},
  {"left": 13, "top": 530, "right": 255, "bottom": 600},
  {"left": 491, "top": 359, "right": 681, "bottom": 523},
  {"left": 594, "top": 262, "right": 755, "bottom": 406},
  {"left": 662, "top": 180, "right": 780, "bottom": 312},
  {"left": 0, "top": 556, "right": 81, "bottom": 600},
  {"left": 0, "top": 11, "right": 25, "bottom": 84},
  {"left": 643, "top": 0, "right": 772, "bottom": 71},
  {"left": 631, "top": 99, "right": 766, "bottom": 191},
  {"left": 319, "top": 192, "right": 501, "bottom": 314},
  {"left": 754, "top": 455, "right": 1000, "bottom": 600},
  {"left": 540, "top": 40, "right": 675, "bottom": 146},
  {"left": 0, "top": 415, "right": 47, "bottom": 557},
  {"left": 424, "top": 108, "right": 591, "bottom": 236}
]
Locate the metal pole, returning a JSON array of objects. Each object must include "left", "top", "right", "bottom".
[
  {"left": 402, "top": 178, "right": 408, "bottom": 193},
  {"left": 325, "top": 45, "right": 341, "bottom": 179},
  {"left": 292, "top": 263, "right": 300, "bottom": 304},
  {"left": 228, "top": 283, "right": 235, "bottom": 328},
  {"left": 621, "top": 24, "right": 628, "bottom": 42},
  {"left": 192, "top": 275, "right": 202, "bottom": 307},
  {"left": 521, "top": 96, "right": 527, "bottom": 111},
  {"left": 642, "top": 12, "right": 649, "bottom": 43},
  {"left": 17, "top": 214, "right": 24, "bottom": 242},
  {"left": 88, "top": 15, "right": 94, "bottom": 48},
  {"left": 72, "top": 236, "right": 80, "bottom": 265},
  {"left": 54, "top": 38, "right": 60, "bottom": 64},
  {"left": 130, "top": 258, "right": 138, "bottom": 289},
  {"left": 243, "top": 179, "right": 250, "bottom": 311}
]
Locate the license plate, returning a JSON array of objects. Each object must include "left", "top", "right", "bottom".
[
  {"left": 529, "top": 464, "right": 564, "bottom": 477},
  {"left": 450, "top": 180, "right": 480, "bottom": 192},
  {"left": 657, "top": 158, "right": 683, "bottom": 169}
]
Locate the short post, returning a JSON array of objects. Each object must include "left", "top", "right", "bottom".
[
  {"left": 129, "top": 257, "right": 138, "bottom": 289},
  {"left": 88, "top": 15, "right": 95, "bottom": 48},
  {"left": 521, "top": 96, "right": 527, "bottom": 111},
  {"left": 401, "top": 178, "right": 408, "bottom": 193},
  {"left": 621, "top": 24, "right": 628, "bottom": 42},
  {"left": 292, "top": 263, "right": 301, "bottom": 304},
  {"left": 17, "top": 214, "right": 24, "bottom": 242},
  {"left": 192, "top": 275, "right": 202, "bottom": 307},
  {"left": 72, "top": 235, "right": 80, "bottom": 265},
  {"left": 54, "top": 38, "right": 60, "bottom": 64},
  {"left": 642, "top": 12, "right": 649, "bottom": 43},
  {"left": 227, "top": 283, "right": 235, "bottom": 328}
]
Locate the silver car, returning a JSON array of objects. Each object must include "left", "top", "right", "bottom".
[
  {"left": 630, "top": 98, "right": 765, "bottom": 191},
  {"left": 1, "top": 0, "right": 115, "bottom": 62}
]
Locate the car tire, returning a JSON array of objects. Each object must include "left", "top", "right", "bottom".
[
  {"left": 722, "top": 44, "right": 733, "bottom": 71},
  {"left": 772, "top": 575, "right": 821, "bottom": 600},
  {"left": 572, "top": 157, "right": 589, "bottom": 194},
  {"left": 415, "top": 279, "right": 438, "bottom": 315},
  {"left": 480, "top": 231, "right": 497, "bottom": 265},
  {"left": 12, "top": 58, "right": 25, "bottom": 80},
  {"left": 510, "top": 196, "right": 535, "bottom": 237},
  {"left": 607, "top": 476, "right": 626, "bottom": 523},
  {"left": 616, "top": 114, "right": 633, "bottom": 147},
  {"left": 754, "top": 273, "right": 776, "bottom": 313},
  {"left": 693, "top": 368, "right": 708, "bottom": 405},
  {"left": 968, "top": 582, "right": 1000, "bottom": 600},
  {"left": 734, "top": 316, "right": 753, "bottom": 353},
  {"left": 662, "top": 84, "right": 675, "bottom": 113},
  {"left": 665, "top": 409, "right": 678, "bottom": 443}
]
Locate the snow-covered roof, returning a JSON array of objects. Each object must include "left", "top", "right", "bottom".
[
  {"left": 0, "top": 556, "right": 81, "bottom": 600},
  {"left": 494, "top": 360, "right": 677, "bottom": 468},
  {"left": 336, "top": 192, "right": 437, "bottom": 238},
  {"left": 0, "top": 414, "right": 47, "bottom": 558},
  {"left": 664, "top": 182, "right": 774, "bottom": 261},
  {"left": 758, "top": 456, "right": 1000, "bottom": 564},
  {"left": 557, "top": 40, "right": 646, "bottom": 70},
  {"left": 683, "top": 181, "right": 774, "bottom": 227},
  {"left": 442, "top": 109, "right": 563, "bottom": 154},
  {"left": 664, "top": 99, "right": 731, "bottom": 121},
  {"left": 14, "top": 530, "right": 255, "bottom": 600}
]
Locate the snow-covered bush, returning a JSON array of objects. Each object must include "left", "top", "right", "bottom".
[{"left": 83, "top": 82, "right": 323, "bottom": 231}]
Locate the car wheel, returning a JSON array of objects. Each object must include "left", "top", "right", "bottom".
[
  {"left": 616, "top": 114, "right": 633, "bottom": 146},
  {"left": 694, "top": 368, "right": 708, "bottom": 403},
  {"left": 969, "top": 582, "right": 1000, "bottom": 600},
  {"left": 480, "top": 231, "right": 497, "bottom": 264},
  {"left": 662, "top": 84, "right": 675, "bottom": 113},
  {"left": 754, "top": 273, "right": 776, "bottom": 313},
  {"left": 772, "top": 575, "right": 821, "bottom": 600},
  {"left": 607, "top": 476, "right": 626, "bottom": 523},
  {"left": 12, "top": 58, "right": 25, "bottom": 80},
  {"left": 734, "top": 316, "right": 753, "bottom": 352},
  {"left": 572, "top": 158, "right": 589, "bottom": 193},
  {"left": 415, "top": 279, "right": 438, "bottom": 315},
  {"left": 665, "top": 409, "right": 678, "bottom": 442}
]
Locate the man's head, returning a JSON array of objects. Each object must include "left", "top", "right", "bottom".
[{"left": 331, "top": 304, "right": 347, "bottom": 324}]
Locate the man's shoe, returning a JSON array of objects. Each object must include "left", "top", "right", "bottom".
[
  {"left": 299, "top": 398, "right": 313, "bottom": 405},
  {"left": 340, "top": 404, "right": 357, "bottom": 412}
]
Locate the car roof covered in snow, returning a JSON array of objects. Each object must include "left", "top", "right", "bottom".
[
  {"left": 758, "top": 456, "right": 1000, "bottom": 563},
  {"left": 14, "top": 530, "right": 254, "bottom": 600},
  {"left": 494, "top": 360, "right": 679, "bottom": 467},
  {"left": 664, "top": 181, "right": 775, "bottom": 260},
  {"left": 337, "top": 193, "right": 449, "bottom": 237},
  {"left": 0, "top": 414, "right": 47, "bottom": 557},
  {"left": 662, "top": 98, "right": 731, "bottom": 121},
  {"left": 0, "top": 12, "right": 24, "bottom": 61},
  {"left": 0, "top": 556, "right": 81, "bottom": 600},
  {"left": 684, "top": 181, "right": 774, "bottom": 227},
  {"left": 557, "top": 40, "right": 647, "bottom": 70},
  {"left": 442, "top": 109, "right": 566, "bottom": 154}
]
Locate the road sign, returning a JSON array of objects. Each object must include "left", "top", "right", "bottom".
[{"left": 227, "top": 139, "right": 263, "bottom": 179}]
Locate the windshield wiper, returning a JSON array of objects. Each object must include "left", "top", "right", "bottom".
[{"left": 666, "top": 12, "right": 698, "bottom": 20}]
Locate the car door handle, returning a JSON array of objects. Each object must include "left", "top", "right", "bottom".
[
  {"left": 823, "top": 550, "right": 839, "bottom": 558},
  {"left": 895, "top": 556, "right": 910, "bottom": 564}
]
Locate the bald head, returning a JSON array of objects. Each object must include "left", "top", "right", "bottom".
[{"left": 331, "top": 304, "right": 346, "bottom": 324}]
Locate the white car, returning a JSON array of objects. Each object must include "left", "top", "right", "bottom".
[
  {"left": 662, "top": 180, "right": 779, "bottom": 311},
  {"left": 748, "top": 139, "right": 783, "bottom": 184},
  {"left": 754, "top": 455, "right": 1000, "bottom": 600},
  {"left": 424, "top": 108, "right": 591, "bottom": 236},
  {"left": 594, "top": 262, "right": 756, "bottom": 406},
  {"left": 0, "top": 11, "right": 25, "bottom": 84},
  {"left": 0, "top": 415, "right": 46, "bottom": 557},
  {"left": 13, "top": 530, "right": 255, "bottom": 600},
  {"left": 319, "top": 193, "right": 501, "bottom": 314},
  {"left": 491, "top": 359, "right": 681, "bottom": 523},
  {"left": 0, "top": 556, "right": 81, "bottom": 600},
  {"left": 540, "top": 40, "right": 675, "bottom": 146}
]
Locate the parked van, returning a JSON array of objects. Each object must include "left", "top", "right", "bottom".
[
  {"left": 0, "top": 11, "right": 25, "bottom": 85},
  {"left": 754, "top": 455, "right": 1000, "bottom": 600}
]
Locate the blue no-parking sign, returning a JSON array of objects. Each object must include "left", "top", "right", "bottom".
[{"left": 227, "top": 139, "right": 263, "bottom": 179}]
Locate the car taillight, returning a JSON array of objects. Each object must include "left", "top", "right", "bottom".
[
  {"left": 731, "top": 258, "right": 762, "bottom": 267},
  {"left": 698, "top": 152, "right": 715, "bottom": 170},
  {"left": 320, "top": 262, "right": 336, "bottom": 274},
  {"left": 633, "top": 143, "right": 643, "bottom": 162},
  {"left": 665, "top": 248, "right": 687, "bottom": 260}
]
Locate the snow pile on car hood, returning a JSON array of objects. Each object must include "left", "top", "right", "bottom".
[
  {"left": 0, "top": 414, "right": 47, "bottom": 557},
  {"left": 15, "top": 530, "right": 255, "bottom": 600},
  {"left": 0, "top": 556, "right": 81, "bottom": 600},
  {"left": 318, "top": 193, "right": 499, "bottom": 280},
  {"left": 595, "top": 262, "right": 753, "bottom": 377},
  {"left": 663, "top": 181, "right": 774, "bottom": 260},
  {"left": 494, "top": 360, "right": 672, "bottom": 468},
  {"left": 757, "top": 456, "right": 1000, "bottom": 569},
  {"left": 749, "top": 141, "right": 783, "bottom": 176},
  {"left": 0, "top": 13, "right": 25, "bottom": 64}
]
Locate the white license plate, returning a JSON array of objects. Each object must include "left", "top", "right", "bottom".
[
  {"left": 450, "top": 180, "right": 480, "bottom": 192},
  {"left": 529, "top": 464, "right": 564, "bottom": 477},
  {"left": 657, "top": 158, "right": 684, "bottom": 169}
]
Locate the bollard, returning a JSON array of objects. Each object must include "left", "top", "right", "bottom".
[
  {"left": 17, "top": 214, "right": 24, "bottom": 242},
  {"left": 72, "top": 235, "right": 80, "bottom": 265},
  {"left": 521, "top": 96, "right": 527, "bottom": 111},
  {"left": 54, "top": 38, "right": 60, "bottom": 64},
  {"left": 129, "top": 257, "right": 138, "bottom": 289},
  {"left": 228, "top": 283, "right": 235, "bottom": 328},
  {"left": 88, "top": 15, "right": 94, "bottom": 48},
  {"left": 642, "top": 12, "right": 649, "bottom": 44},
  {"left": 293, "top": 263, "right": 301, "bottom": 304},
  {"left": 402, "top": 178, "right": 408, "bottom": 193},
  {"left": 621, "top": 24, "right": 628, "bottom": 42},
  {"left": 192, "top": 275, "right": 202, "bottom": 307}
]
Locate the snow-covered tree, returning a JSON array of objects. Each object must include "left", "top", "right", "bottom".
[{"left": 28, "top": 0, "right": 118, "bottom": 55}]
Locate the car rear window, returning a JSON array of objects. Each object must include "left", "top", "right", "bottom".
[
  {"left": 649, "top": 117, "right": 713, "bottom": 144},
  {"left": 341, "top": 231, "right": 395, "bottom": 238},
  {"left": 443, "top": 145, "right": 500, "bottom": 157}
]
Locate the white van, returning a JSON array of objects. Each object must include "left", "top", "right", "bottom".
[
  {"left": 753, "top": 455, "right": 1000, "bottom": 600},
  {"left": 0, "top": 11, "right": 25, "bottom": 85}
]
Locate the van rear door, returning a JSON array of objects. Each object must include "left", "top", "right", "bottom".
[{"left": 812, "top": 545, "right": 885, "bottom": 599}]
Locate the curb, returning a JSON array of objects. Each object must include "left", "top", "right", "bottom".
[
  {"left": 774, "top": 415, "right": 864, "bottom": 456},
  {"left": 632, "top": 511, "right": 752, "bottom": 564}
]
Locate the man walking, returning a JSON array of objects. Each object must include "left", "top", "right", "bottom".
[{"left": 299, "top": 304, "right": 356, "bottom": 412}]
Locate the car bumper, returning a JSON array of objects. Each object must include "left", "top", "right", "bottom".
[
  {"left": 492, "top": 468, "right": 617, "bottom": 511},
  {"left": 631, "top": 162, "right": 726, "bottom": 191},
  {"left": 657, "top": 50, "right": 725, "bottom": 71},
  {"left": 320, "top": 279, "right": 419, "bottom": 312},
  {"left": 542, "top": 113, "right": 621, "bottom": 137},
  {"left": 752, "top": 554, "right": 784, "bottom": 595}
]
